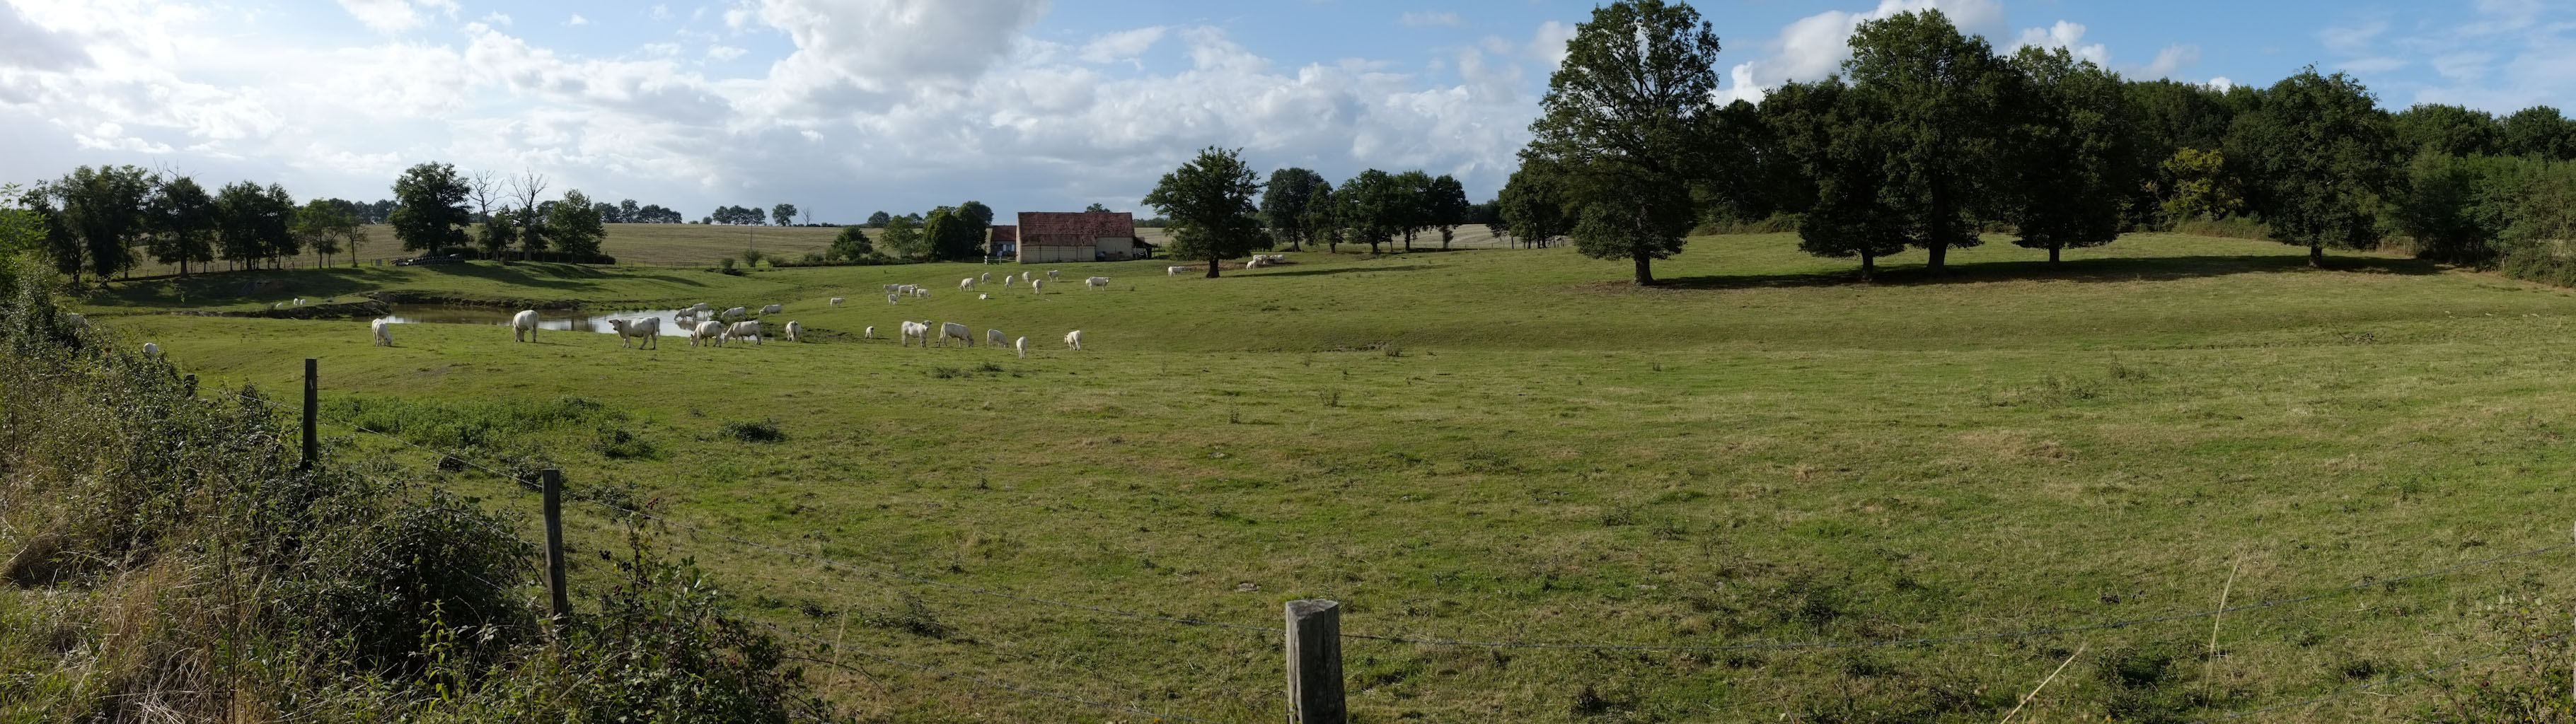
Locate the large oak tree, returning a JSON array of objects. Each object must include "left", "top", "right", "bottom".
[{"left": 1522, "top": 0, "right": 1721, "bottom": 285}]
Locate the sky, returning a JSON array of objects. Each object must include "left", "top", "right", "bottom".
[{"left": 3, "top": 0, "right": 2572, "bottom": 224}]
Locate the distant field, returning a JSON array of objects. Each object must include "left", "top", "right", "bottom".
[{"left": 70, "top": 233, "right": 2576, "bottom": 723}]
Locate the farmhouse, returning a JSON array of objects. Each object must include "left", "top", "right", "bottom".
[
  {"left": 986, "top": 225, "right": 1018, "bottom": 258},
  {"left": 1015, "top": 211, "right": 1148, "bottom": 264}
]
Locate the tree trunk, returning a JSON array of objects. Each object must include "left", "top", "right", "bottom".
[
  {"left": 1927, "top": 243, "right": 1948, "bottom": 275},
  {"left": 1860, "top": 251, "right": 1876, "bottom": 282},
  {"left": 1632, "top": 254, "right": 1654, "bottom": 286},
  {"left": 1206, "top": 257, "right": 1220, "bottom": 279},
  {"left": 2309, "top": 244, "right": 2325, "bottom": 268},
  {"left": 2049, "top": 245, "right": 2060, "bottom": 265}
]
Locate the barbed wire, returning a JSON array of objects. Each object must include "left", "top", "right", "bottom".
[
  {"left": 2183, "top": 630, "right": 2572, "bottom": 723},
  {"left": 756, "top": 620, "right": 1242, "bottom": 724}
]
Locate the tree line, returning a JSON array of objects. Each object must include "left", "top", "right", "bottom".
[
  {"left": 386, "top": 163, "right": 605, "bottom": 263},
  {"left": 1503, "top": 0, "right": 2576, "bottom": 285},
  {"left": 13, "top": 166, "right": 372, "bottom": 282}
]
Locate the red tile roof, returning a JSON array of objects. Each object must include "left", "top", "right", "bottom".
[
  {"left": 987, "top": 225, "right": 1017, "bottom": 244},
  {"left": 1017, "top": 211, "right": 1133, "bottom": 246}
]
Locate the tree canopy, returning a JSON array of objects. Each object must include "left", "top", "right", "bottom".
[
  {"left": 1521, "top": 0, "right": 1723, "bottom": 284},
  {"left": 389, "top": 163, "right": 470, "bottom": 253},
  {"left": 1142, "top": 146, "right": 1265, "bottom": 278},
  {"left": 1259, "top": 167, "right": 1327, "bottom": 251}
]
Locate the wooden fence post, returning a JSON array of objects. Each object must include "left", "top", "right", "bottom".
[
  {"left": 1286, "top": 599, "right": 1346, "bottom": 724},
  {"left": 541, "top": 469, "right": 570, "bottom": 629},
  {"left": 300, "top": 358, "right": 317, "bottom": 472}
]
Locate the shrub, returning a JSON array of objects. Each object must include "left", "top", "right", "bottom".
[{"left": 718, "top": 419, "right": 785, "bottom": 443}]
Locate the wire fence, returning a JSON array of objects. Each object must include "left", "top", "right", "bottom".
[{"left": 236, "top": 380, "right": 2576, "bottom": 721}]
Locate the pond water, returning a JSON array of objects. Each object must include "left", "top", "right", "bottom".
[{"left": 372, "top": 304, "right": 702, "bottom": 336}]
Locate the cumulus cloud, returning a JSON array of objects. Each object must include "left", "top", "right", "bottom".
[
  {"left": 1078, "top": 26, "right": 1165, "bottom": 64},
  {"left": 0, "top": 1, "right": 90, "bottom": 71},
  {"left": 2009, "top": 21, "right": 2107, "bottom": 66},
  {"left": 1719, "top": 0, "right": 2006, "bottom": 103},
  {"left": 333, "top": 0, "right": 456, "bottom": 34},
  {"left": 567, "top": 13, "right": 589, "bottom": 27},
  {"left": 2139, "top": 44, "right": 2200, "bottom": 78}
]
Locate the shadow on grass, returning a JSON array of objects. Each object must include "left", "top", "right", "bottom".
[
  {"left": 1654, "top": 253, "right": 2445, "bottom": 291},
  {"left": 82, "top": 261, "right": 645, "bottom": 308}
]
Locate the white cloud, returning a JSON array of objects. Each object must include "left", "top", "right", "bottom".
[
  {"left": 1529, "top": 21, "right": 1576, "bottom": 69},
  {"left": 2207, "top": 76, "right": 2234, "bottom": 92},
  {"left": 707, "top": 45, "right": 746, "bottom": 62},
  {"left": 567, "top": 14, "right": 589, "bottom": 27},
  {"left": 0, "top": 1, "right": 90, "bottom": 71},
  {"left": 650, "top": 5, "right": 673, "bottom": 22},
  {"left": 1078, "top": 26, "right": 1165, "bottom": 64},
  {"left": 479, "top": 12, "right": 511, "bottom": 26},
  {"left": 333, "top": 0, "right": 456, "bottom": 34},
  {"left": 2318, "top": 19, "right": 2388, "bottom": 55},
  {"left": 2139, "top": 44, "right": 2200, "bottom": 78},
  {"left": 2009, "top": 21, "right": 2107, "bottom": 66},
  {"left": 1721, "top": 0, "right": 2006, "bottom": 103},
  {"left": 1399, "top": 11, "right": 1460, "bottom": 28}
]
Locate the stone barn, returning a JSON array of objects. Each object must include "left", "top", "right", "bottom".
[
  {"left": 986, "top": 225, "right": 1017, "bottom": 258},
  {"left": 1015, "top": 211, "right": 1145, "bottom": 264}
]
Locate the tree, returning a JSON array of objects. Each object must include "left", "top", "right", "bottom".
[
  {"left": 923, "top": 206, "right": 981, "bottom": 261},
  {"left": 2392, "top": 103, "right": 2502, "bottom": 158},
  {"left": 1389, "top": 170, "right": 1433, "bottom": 252},
  {"left": 1338, "top": 170, "right": 1404, "bottom": 254},
  {"left": 42, "top": 165, "right": 156, "bottom": 282},
  {"left": 507, "top": 170, "right": 549, "bottom": 261},
  {"left": 2159, "top": 147, "right": 2245, "bottom": 222},
  {"left": 294, "top": 198, "right": 362, "bottom": 269},
  {"left": 865, "top": 211, "right": 891, "bottom": 228},
  {"left": 828, "top": 226, "right": 871, "bottom": 260},
  {"left": 956, "top": 201, "right": 996, "bottom": 257},
  {"left": 2006, "top": 45, "right": 2139, "bottom": 264},
  {"left": 2226, "top": 67, "right": 2396, "bottom": 267},
  {"left": 2500, "top": 106, "right": 2575, "bottom": 160},
  {"left": 1142, "top": 146, "right": 1265, "bottom": 278},
  {"left": 1423, "top": 174, "right": 1471, "bottom": 249},
  {"left": 1522, "top": 0, "right": 1723, "bottom": 284},
  {"left": 1497, "top": 163, "right": 1574, "bottom": 249},
  {"left": 214, "top": 181, "right": 294, "bottom": 270},
  {"left": 1083, "top": 202, "right": 1111, "bottom": 213},
  {"left": 1841, "top": 8, "right": 2018, "bottom": 275},
  {"left": 147, "top": 176, "right": 218, "bottom": 276},
  {"left": 1261, "top": 168, "right": 1328, "bottom": 251},
  {"left": 771, "top": 203, "right": 798, "bottom": 226},
  {"left": 1302, "top": 182, "right": 1342, "bottom": 252},
  {"left": 618, "top": 199, "right": 640, "bottom": 223},
  {"left": 1769, "top": 76, "right": 1910, "bottom": 280},
  {"left": 876, "top": 215, "right": 926, "bottom": 258},
  {"left": 389, "top": 163, "right": 471, "bottom": 252},
  {"left": 549, "top": 189, "right": 607, "bottom": 259}
]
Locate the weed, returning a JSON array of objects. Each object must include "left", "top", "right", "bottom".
[{"left": 718, "top": 419, "right": 785, "bottom": 443}]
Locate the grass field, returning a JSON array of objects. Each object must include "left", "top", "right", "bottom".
[{"left": 74, "top": 233, "right": 2576, "bottom": 723}]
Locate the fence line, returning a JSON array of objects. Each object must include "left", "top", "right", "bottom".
[
  {"left": 2183, "top": 630, "right": 2572, "bottom": 723},
  {"left": 756, "top": 620, "right": 1243, "bottom": 724}
]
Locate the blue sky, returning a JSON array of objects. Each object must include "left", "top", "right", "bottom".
[{"left": 3, "top": 1, "right": 2570, "bottom": 224}]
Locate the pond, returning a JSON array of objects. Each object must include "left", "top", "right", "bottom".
[{"left": 372, "top": 304, "right": 702, "bottom": 337}]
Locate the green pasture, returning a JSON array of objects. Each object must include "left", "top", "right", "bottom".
[{"left": 82, "top": 234, "right": 2576, "bottom": 723}]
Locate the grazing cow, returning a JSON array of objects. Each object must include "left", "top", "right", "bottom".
[
  {"left": 986, "top": 328, "right": 1006, "bottom": 348},
  {"left": 722, "top": 306, "right": 749, "bottom": 320},
  {"left": 142, "top": 342, "right": 161, "bottom": 358},
  {"left": 272, "top": 303, "right": 284, "bottom": 310},
  {"left": 762, "top": 303, "right": 783, "bottom": 315},
  {"left": 937, "top": 322, "right": 972, "bottom": 348},
  {"left": 1003, "top": 276, "right": 1016, "bottom": 289},
  {"left": 980, "top": 272, "right": 992, "bottom": 283},
  {"left": 888, "top": 293, "right": 900, "bottom": 305},
  {"left": 608, "top": 317, "right": 660, "bottom": 349},
  {"left": 1029, "top": 279, "right": 1044, "bottom": 295},
  {"left": 978, "top": 293, "right": 990, "bottom": 300},
  {"left": 512, "top": 310, "right": 541, "bottom": 342},
  {"left": 865, "top": 325, "right": 876, "bottom": 339},
  {"left": 913, "top": 288, "right": 929, "bottom": 299},
  {"left": 1085, "top": 276, "right": 1111, "bottom": 291},
  {"left": 294, "top": 298, "right": 306, "bottom": 306},
  {"left": 1020, "top": 272, "right": 1032, "bottom": 283},
  {"left": 1063, "top": 329, "right": 1084, "bottom": 351},
  {"left": 691, "top": 320, "right": 726, "bottom": 346},
  {"left": 372, "top": 319, "right": 393, "bottom": 346},
  {"left": 727, "top": 320, "right": 763, "bottom": 345},
  {"left": 959, "top": 277, "right": 978, "bottom": 292},
  {"left": 782, "top": 320, "right": 802, "bottom": 343},
  {"left": 900, "top": 320, "right": 929, "bottom": 347},
  {"left": 1246, "top": 258, "right": 1266, "bottom": 269},
  {"left": 1046, "top": 269, "right": 1060, "bottom": 280},
  {"left": 830, "top": 297, "right": 845, "bottom": 307},
  {"left": 1014, "top": 336, "right": 1027, "bottom": 358},
  {"left": 1168, "top": 265, "right": 1186, "bottom": 275}
]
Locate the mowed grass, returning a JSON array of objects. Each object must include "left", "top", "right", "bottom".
[{"left": 87, "top": 233, "right": 2576, "bottom": 723}]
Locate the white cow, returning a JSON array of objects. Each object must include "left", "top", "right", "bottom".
[
  {"left": 1085, "top": 276, "right": 1111, "bottom": 291},
  {"left": 913, "top": 288, "right": 929, "bottom": 299},
  {"left": 1029, "top": 279, "right": 1044, "bottom": 295},
  {"left": 272, "top": 303, "right": 284, "bottom": 310},
  {"left": 294, "top": 298, "right": 306, "bottom": 306},
  {"left": 722, "top": 306, "right": 749, "bottom": 320},
  {"left": 1246, "top": 258, "right": 1266, "bottom": 269},
  {"left": 888, "top": 293, "right": 900, "bottom": 305},
  {"left": 1003, "top": 276, "right": 1017, "bottom": 289},
  {"left": 372, "top": 319, "right": 393, "bottom": 347},
  {"left": 782, "top": 320, "right": 802, "bottom": 343},
  {"left": 1020, "top": 272, "right": 1032, "bottom": 283},
  {"left": 961, "top": 277, "right": 979, "bottom": 292},
  {"left": 1168, "top": 265, "right": 1187, "bottom": 275},
  {"left": 727, "top": 320, "right": 763, "bottom": 345},
  {"left": 512, "top": 310, "right": 541, "bottom": 342},
  {"left": 900, "top": 320, "right": 929, "bottom": 347},
  {"left": 986, "top": 328, "right": 1006, "bottom": 347},
  {"left": 980, "top": 272, "right": 992, "bottom": 283},
  {"left": 937, "top": 322, "right": 972, "bottom": 347},
  {"left": 1046, "top": 269, "right": 1060, "bottom": 280},
  {"left": 865, "top": 325, "right": 877, "bottom": 339},
  {"left": 978, "top": 293, "right": 990, "bottom": 300},
  {"left": 691, "top": 302, "right": 712, "bottom": 314},
  {"left": 691, "top": 320, "right": 726, "bottom": 346},
  {"left": 1014, "top": 336, "right": 1027, "bottom": 358},
  {"left": 762, "top": 303, "right": 783, "bottom": 315},
  {"left": 1063, "top": 329, "right": 1084, "bottom": 351},
  {"left": 608, "top": 317, "right": 660, "bottom": 349},
  {"left": 142, "top": 342, "right": 161, "bottom": 358},
  {"left": 830, "top": 297, "right": 845, "bottom": 307}
]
